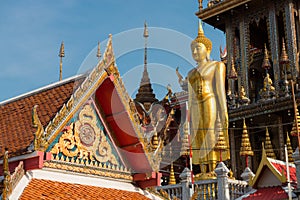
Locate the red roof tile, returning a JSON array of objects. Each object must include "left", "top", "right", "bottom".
[
  {"left": 20, "top": 179, "right": 151, "bottom": 200},
  {"left": 242, "top": 186, "right": 288, "bottom": 200},
  {"left": 269, "top": 159, "right": 297, "bottom": 183},
  {"left": 0, "top": 77, "right": 82, "bottom": 157}
]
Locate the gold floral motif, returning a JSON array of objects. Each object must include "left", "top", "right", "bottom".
[{"left": 50, "top": 104, "right": 118, "bottom": 166}]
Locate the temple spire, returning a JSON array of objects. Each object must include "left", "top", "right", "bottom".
[
  {"left": 134, "top": 22, "right": 158, "bottom": 105},
  {"left": 286, "top": 132, "right": 294, "bottom": 163},
  {"left": 240, "top": 119, "right": 254, "bottom": 167},
  {"left": 215, "top": 113, "right": 228, "bottom": 161},
  {"left": 180, "top": 122, "right": 190, "bottom": 156},
  {"left": 168, "top": 163, "right": 176, "bottom": 185},
  {"left": 265, "top": 127, "right": 276, "bottom": 159},
  {"left": 58, "top": 42, "right": 65, "bottom": 81},
  {"left": 144, "top": 21, "right": 149, "bottom": 67},
  {"left": 262, "top": 44, "right": 271, "bottom": 70},
  {"left": 290, "top": 108, "right": 300, "bottom": 136},
  {"left": 280, "top": 38, "right": 289, "bottom": 64}
]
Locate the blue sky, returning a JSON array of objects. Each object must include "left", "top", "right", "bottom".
[{"left": 0, "top": 0, "right": 225, "bottom": 101}]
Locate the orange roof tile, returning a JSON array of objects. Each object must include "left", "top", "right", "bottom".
[
  {"left": 20, "top": 179, "right": 151, "bottom": 200},
  {"left": 0, "top": 77, "right": 82, "bottom": 157},
  {"left": 242, "top": 186, "right": 288, "bottom": 200}
]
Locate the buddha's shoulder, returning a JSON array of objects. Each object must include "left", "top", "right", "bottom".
[
  {"left": 187, "top": 68, "right": 199, "bottom": 77},
  {"left": 209, "top": 61, "right": 225, "bottom": 70}
]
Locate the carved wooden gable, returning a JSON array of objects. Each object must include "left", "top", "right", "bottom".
[{"left": 44, "top": 102, "right": 129, "bottom": 178}]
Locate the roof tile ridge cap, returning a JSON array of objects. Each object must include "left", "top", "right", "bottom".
[
  {"left": 0, "top": 74, "right": 84, "bottom": 106},
  {"left": 268, "top": 157, "right": 296, "bottom": 168}
]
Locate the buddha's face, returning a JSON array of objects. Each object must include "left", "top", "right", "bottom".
[{"left": 191, "top": 42, "right": 207, "bottom": 62}]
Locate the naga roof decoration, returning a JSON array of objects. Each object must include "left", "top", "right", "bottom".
[
  {"left": 32, "top": 35, "right": 162, "bottom": 172},
  {"left": 0, "top": 77, "right": 79, "bottom": 158}
]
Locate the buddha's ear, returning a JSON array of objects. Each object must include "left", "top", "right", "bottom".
[{"left": 206, "top": 53, "right": 210, "bottom": 60}]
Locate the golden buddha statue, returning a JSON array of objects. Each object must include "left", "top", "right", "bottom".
[
  {"left": 263, "top": 73, "right": 275, "bottom": 92},
  {"left": 259, "top": 73, "right": 276, "bottom": 100},
  {"left": 188, "top": 21, "right": 230, "bottom": 177},
  {"left": 239, "top": 86, "right": 250, "bottom": 105}
]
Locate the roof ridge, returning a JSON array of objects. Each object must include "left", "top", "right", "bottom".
[
  {"left": 0, "top": 74, "right": 84, "bottom": 106},
  {"left": 267, "top": 157, "right": 296, "bottom": 168}
]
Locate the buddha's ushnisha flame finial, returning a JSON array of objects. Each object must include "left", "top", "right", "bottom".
[
  {"left": 192, "top": 20, "right": 212, "bottom": 55},
  {"left": 58, "top": 41, "right": 65, "bottom": 81},
  {"left": 265, "top": 127, "right": 276, "bottom": 159}
]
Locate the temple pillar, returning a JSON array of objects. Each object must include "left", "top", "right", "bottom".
[
  {"left": 239, "top": 16, "right": 250, "bottom": 96},
  {"left": 268, "top": 3, "right": 280, "bottom": 91},
  {"left": 277, "top": 116, "right": 285, "bottom": 160},
  {"left": 229, "top": 128, "right": 236, "bottom": 177},
  {"left": 285, "top": 0, "right": 298, "bottom": 78},
  {"left": 179, "top": 167, "right": 191, "bottom": 200},
  {"left": 215, "top": 162, "right": 230, "bottom": 200},
  {"left": 292, "top": 148, "right": 300, "bottom": 198},
  {"left": 226, "top": 18, "right": 234, "bottom": 93}
]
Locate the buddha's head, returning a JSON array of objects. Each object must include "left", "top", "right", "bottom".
[{"left": 191, "top": 20, "right": 212, "bottom": 62}]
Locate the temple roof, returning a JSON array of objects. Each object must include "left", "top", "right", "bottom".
[
  {"left": 249, "top": 147, "right": 296, "bottom": 188},
  {"left": 196, "top": 0, "right": 252, "bottom": 31},
  {"left": 20, "top": 179, "right": 151, "bottom": 200},
  {"left": 241, "top": 186, "right": 289, "bottom": 200},
  {"left": 0, "top": 75, "right": 83, "bottom": 157}
]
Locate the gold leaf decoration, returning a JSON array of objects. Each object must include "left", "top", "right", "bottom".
[{"left": 50, "top": 104, "right": 118, "bottom": 166}]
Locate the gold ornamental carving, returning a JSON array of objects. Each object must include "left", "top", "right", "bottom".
[{"left": 51, "top": 104, "right": 117, "bottom": 165}]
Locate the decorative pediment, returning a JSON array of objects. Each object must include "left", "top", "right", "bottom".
[
  {"left": 32, "top": 34, "right": 162, "bottom": 174},
  {"left": 44, "top": 103, "right": 130, "bottom": 179}
]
